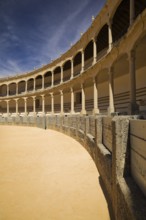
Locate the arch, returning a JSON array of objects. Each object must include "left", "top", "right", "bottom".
[
  {"left": 9, "top": 83, "right": 16, "bottom": 96},
  {"left": 18, "top": 80, "right": 26, "bottom": 94},
  {"left": 112, "top": 0, "right": 130, "bottom": 43},
  {"left": 96, "top": 24, "right": 108, "bottom": 60},
  {"left": 63, "top": 60, "right": 71, "bottom": 82},
  {"left": 35, "top": 75, "right": 42, "bottom": 90},
  {"left": 84, "top": 40, "right": 93, "bottom": 70},
  {"left": 54, "top": 67, "right": 61, "bottom": 85},
  {"left": 44, "top": 71, "right": 52, "bottom": 88},
  {"left": 73, "top": 51, "right": 82, "bottom": 77}
]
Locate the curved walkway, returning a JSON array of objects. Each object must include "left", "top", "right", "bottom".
[{"left": 0, "top": 126, "right": 110, "bottom": 220}]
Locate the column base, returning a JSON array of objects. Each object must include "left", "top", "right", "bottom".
[
  {"left": 107, "top": 107, "right": 115, "bottom": 115},
  {"left": 93, "top": 108, "right": 99, "bottom": 115},
  {"left": 128, "top": 103, "right": 139, "bottom": 115},
  {"left": 81, "top": 110, "right": 87, "bottom": 115},
  {"left": 70, "top": 111, "right": 75, "bottom": 115}
]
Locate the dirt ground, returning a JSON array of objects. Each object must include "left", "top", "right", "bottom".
[{"left": 0, "top": 126, "right": 110, "bottom": 220}]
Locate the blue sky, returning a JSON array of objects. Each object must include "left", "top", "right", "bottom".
[{"left": 0, "top": 0, "right": 106, "bottom": 77}]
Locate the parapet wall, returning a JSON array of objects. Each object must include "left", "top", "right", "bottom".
[{"left": 0, "top": 115, "right": 146, "bottom": 220}]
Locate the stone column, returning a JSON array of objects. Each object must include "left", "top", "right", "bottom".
[
  {"left": 60, "top": 66, "right": 63, "bottom": 83},
  {"left": 50, "top": 93, "right": 54, "bottom": 114},
  {"left": 33, "top": 96, "right": 36, "bottom": 114},
  {"left": 130, "top": 0, "right": 135, "bottom": 25},
  {"left": 33, "top": 78, "right": 36, "bottom": 91},
  {"left": 70, "top": 87, "right": 75, "bottom": 114},
  {"left": 15, "top": 99, "right": 18, "bottom": 115},
  {"left": 81, "top": 50, "right": 85, "bottom": 73},
  {"left": 42, "top": 75, "right": 44, "bottom": 89},
  {"left": 7, "top": 84, "right": 9, "bottom": 96},
  {"left": 128, "top": 50, "right": 139, "bottom": 114},
  {"left": 7, "top": 100, "right": 9, "bottom": 116},
  {"left": 108, "top": 20, "right": 113, "bottom": 52},
  {"left": 93, "top": 38, "right": 97, "bottom": 64},
  {"left": 81, "top": 83, "right": 86, "bottom": 115},
  {"left": 25, "top": 81, "right": 27, "bottom": 93},
  {"left": 108, "top": 68, "right": 115, "bottom": 114},
  {"left": 70, "top": 59, "right": 74, "bottom": 79},
  {"left": 60, "top": 90, "right": 64, "bottom": 115},
  {"left": 51, "top": 71, "right": 54, "bottom": 87},
  {"left": 93, "top": 77, "right": 99, "bottom": 115},
  {"left": 42, "top": 95, "right": 45, "bottom": 114},
  {"left": 24, "top": 98, "right": 27, "bottom": 115}
]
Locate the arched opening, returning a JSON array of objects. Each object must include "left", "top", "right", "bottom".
[
  {"left": 0, "top": 101, "right": 7, "bottom": 113},
  {"left": 63, "top": 60, "right": 71, "bottom": 82},
  {"left": 73, "top": 52, "right": 82, "bottom": 77},
  {"left": 96, "top": 24, "right": 108, "bottom": 60},
  {"left": 0, "top": 84, "right": 7, "bottom": 97},
  {"left": 45, "top": 94, "right": 51, "bottom": 112},
  {"left": 18, "top": 81, "right": 25, "bottom": 94},
  {"left": 44, "top": 72, "right": 52, "bottom": 88},
  {"left": 9, "top": 99, "right": 16, "bottom": 113},
  {"left": 113, "top": 54, "right": 130, "bottom": 114},
  {"left": 98, "top": 69, "right": 109, "bottom": 113},
  {"left": 27, "top": 78, "right": 34, "bottom": 92},
  {"left": 54, "top": 67, "right": 61, "bottom": 85},
  {"left": 35, "top": 75, "right": 42, "bottom": 90},
  {"left": 112, "top": 0, "right": 130, "bottom": 43},
  {"left": 135, "top": 35, "right": 146, "bottom": 116},
  {"left": 84, "top": 41, "right": 93, "bottom": 70},
  {"left": 35, "top": 96, "right": 42, "bottom": 113},
  {"left": 18, "top": 99, "right": 25, "bottom": 113},
  {"left": 27, "top": 97, "right": 33, "bottom": 113},
  {"left": 9, "top": 83, "right": 16, "bottom": 96}
]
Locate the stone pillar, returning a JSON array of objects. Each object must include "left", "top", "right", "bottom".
[
  {"left": 128, "top": 50, "right": 139, "bottom": 114},
  {"left": 108, "top": 20, "right": 113, "bottom": 52},
  {"left": 42, "top": 75, "right": 44, "bottom": 89},
  {"left": 93, "top": 38, "right": 97, "bottom": 64},
  {"left": 71, "top": 59, "right": 74, "bottom": 79},
  {"left": 108, "top": 68, "right": 115, "bottom": 114},
  {"left": 25, "top": 81, "right": 27, "bottom": 93},
  {"left": 33, "top": 96, "right": 36, "bottom": 114},
  {"left": 15, "top": 99, "right": 18, "bottom": 115},
  {"left": 51, "top": 71, "right": 54, "bottom": 87},
  {"left": 81, "top": 83, "right": 86, "bottom": 115},
  {"left": 70, "top": 87, "right": 75, "bottom": 114},
  {"left": 33, "top": 78, "right": 36, "bottom": 91},
  {"left": 24, "top": 98, "right": 27, "bottom": 115},
  {"left": 60, "top": 90, "right": 64, "bottom": 115},
  {"left": 50, "top": 93, "right": 54, "bottom": 114},
  {"left": 93, "top": 77, "right": 99, "bottom": 115},
  {"left": 42, "top": 95, "right": 45, "bottom": 114},
  {"left": 60, "top": 66, "right": 63, "bottom": 83},
  {"left": 81, "top": 50, "right": 85, "bottom": 73},
  {"left": 7, "top": 100, "right": 9, "bottom": 116},
  {"left": 7, "top": 84, "right": 9, "bottom": 96},
  {"left": 130, "top": 0, "right": 135, "bottom": 25}
]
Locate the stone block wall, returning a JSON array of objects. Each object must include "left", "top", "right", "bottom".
[{"left": 0, "top": 114, "right": 146, "bottom": 220}]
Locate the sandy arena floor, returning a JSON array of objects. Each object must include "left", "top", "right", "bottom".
[{"left": 0, "top": 126, "right": 110, "bottom": 220}]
